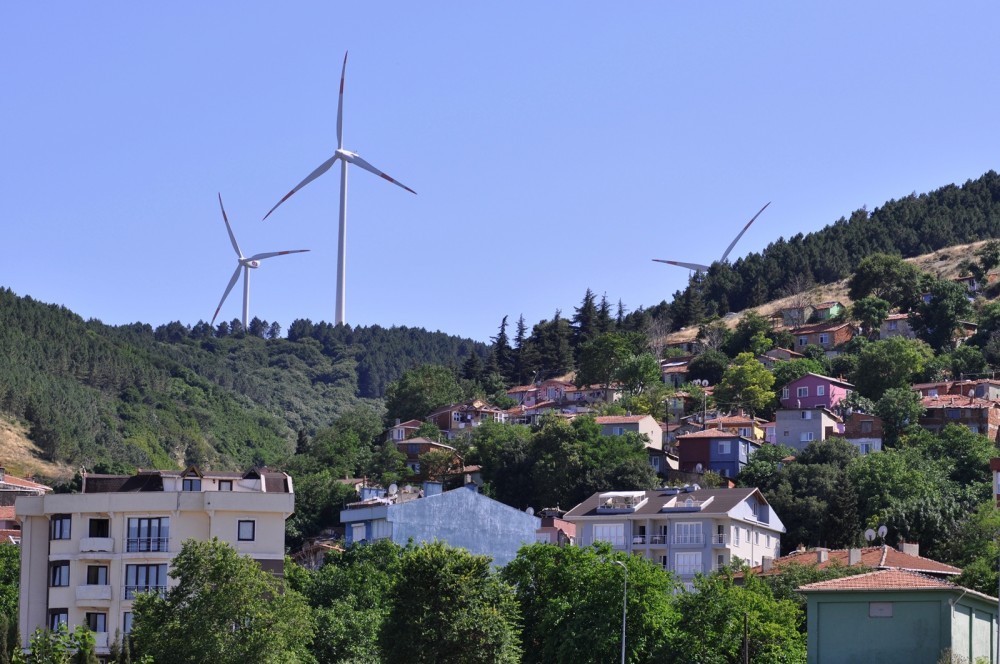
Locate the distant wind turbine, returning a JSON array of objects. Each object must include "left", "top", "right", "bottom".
[
  {"left": 263, "top": 51, "right": 416, "bottom": 326},
  {"left": 653, "top": 201, "right": 771, "bottom": 273},
  {"left": 212, "top": 193, "right": 309, "bottom": 328}
]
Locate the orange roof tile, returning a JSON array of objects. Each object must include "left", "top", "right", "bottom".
[
  {"left": 0, "top": 506, "right": 15, "bottom": 520},
  {"left": 748, "top": 545, "right": 961, "bottom": 577},
  {"left": 677, "top": 429, "right": 740, "bottom": 439},
  {"left": 798, "top": 569, "right": 990, "bottom": 598}
]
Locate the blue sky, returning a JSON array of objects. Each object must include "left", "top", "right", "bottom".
[{"left": 3, "top": 3, "right": 999, "bottom": 343}]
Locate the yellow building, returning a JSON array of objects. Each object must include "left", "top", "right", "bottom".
[{"left": 15, "top": 466, "right": 294, "bottom": 656}]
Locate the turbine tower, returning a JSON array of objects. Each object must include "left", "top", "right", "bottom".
[
  {"left": 653, "top": 202, "right": 771, "bottom": 273},
  {"left": 263, "top": 51, "right": 416, "bottom": 326},
  {"left": 212, "top": 193, "right": 309, "bottom": 328}
]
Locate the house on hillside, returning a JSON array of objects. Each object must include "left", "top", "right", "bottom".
[
  {"left": 774, "top": 407, "right": 842, "bottom": 451},
  {"left": 564, "top": 384, "right": 623, "bottom": 404},
  {"left": 0, "top": 467, "right": 51, "bottom": 506},
  {"left": 660, "top": 356, "right": 692, "bottom": 387},
  {"left": 779, "top": 305, "right": 815, "bottom": 328},
  {"left": 790, "top": 321, "right": 856, "bottom": 355},
  {"left": 879, "top": 313, "right": 916, "bottom": 340},
  {"left": 594, "top": 415, "right": 662, "bottom": 445},
  {"left": 918, "top": 394, "right": 1000, "bottom": 442},
  {"left": 675, "top": 429, "right": 761, "bottom": 479},
  {"left": 779, "top": 373, "right": 854, "bottom": 411},
  {"left": 757, "top": 347, "right": 805, "bottom": 369},
  {"left": 746, "top": 542, "right": 960, "bottom": 579},
  {"left": 799, "top": 570, "right": 998, "bottom": 664},
  {"left": 340, "top": 482, "right": 540, "bottom": 567},
  {"left": 564, "top": 486, "right": 784, "bottom": 590},
  {"left": 811, "top": 301, "right": 845, "bottom": 321},
  {"left": 425, "top": 400, "right": 508, "bottom": 440},
  {"left": 385, "top": 419, "right": 423, "bottom": 442},
  {"left": 701, "top": 413, "right": 767, "bottom": 440},
  {"left": 830, "top": 411, "right": 884, "bottom": 455},
  {"left": 394, "top": 437, "right": 461, "bottom": 479}
]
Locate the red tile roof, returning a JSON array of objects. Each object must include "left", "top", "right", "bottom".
[
  {"left": 677, "top": 429, "right": 741, "bottom": 439},
  {"left": 0, "top": 506, "right": 15, "bottom": 521},
  {"left": 921, "top": 395, "right": 997, "bottom": 409},
  {"left": 798, "top": 569, "right": 993, "bottom": 601},
  {"left": 594, "top": 415, "right": 654, "bottom": 424},
  {"left": 0, "top": 474, "right": 52, "bottom": 492},
  {"left": 790, "top": 321, "right": 853, "bottom": 335},
  {"left": 748, "top": 545, "right": 961, "bottom": 578}
]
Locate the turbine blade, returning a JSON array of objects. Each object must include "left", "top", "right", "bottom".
[
  {"left": 211, "top": 264, "right": 243, "bottom": 325},
  {"left": 719, "top": 201, "right": 771, "bottom": 263},
  {"left": 262, "top": 154, "right": 340, "bottom": 220},
  {"left": 344, "top": 153, "right": 416, "bottom": 194},
  {"left": 247, "top": 249, "right": 310, "bottom": 261},
  {"left": 652, "top": 259, "right": 710, "bottom": 272},
  {"left": 337, "top": 52, "right": 347, "bottom": 150},
  {"left": 218, "top": 193, "right": 243, "bottom": 258}
]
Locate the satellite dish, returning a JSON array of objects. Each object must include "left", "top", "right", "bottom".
[
  {"left": 388, "top": 484, "right": 398, "bottom": 496},
  {"left": 864, "top": 529, "right": 876, "bottom": 542},
  {"left": 877, "top": 525, "right": 888, "bottom": 539},
  {"left": 525, "top": 506, "right": 534, "bottom": 516}
]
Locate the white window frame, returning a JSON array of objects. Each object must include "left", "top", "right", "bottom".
[
  {"left": 781, "top": 387, "right": 789, "bottom": 399},
  {"left": 797, "top": 386, "right": 809, "bottom": 398},
  {"left": 816, "top": 385, "right": 826, "bottom": 396},
  {"left": 798, "top": 336, "right": 808, "bottom": 347},
  {"left": 800, "top": 431, "right": 815, "bottom": 442},
  {"left": 718, "top": 441, "right": 731, "bottom": 455},
  {"left": 593, "top": 523, "right": 625, "bottom": 547},
  {"left": 818, "top": 333, "right": 830, "bottom": 345},
  {"left": 674, "top": 522, "right": 703, "bottom": 545},
  {"left": 674, "top": 551, "right": 702, "bottom": 576},
  {"left": 801, "top": 410, "right": 812, "bottom": 420},
  {"left": 218, "top": 480, "right": 233, "bottom": 491},
  {"left": 237, "top": 520, "right": 256, "bottom": 542}
]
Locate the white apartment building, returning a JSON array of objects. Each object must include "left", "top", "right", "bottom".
[
  {"left": 15, "top": 466, "right": 294, "bottom": 657},
  {"left": 564, "top": 486, "right": 785, "bottom": 589}
]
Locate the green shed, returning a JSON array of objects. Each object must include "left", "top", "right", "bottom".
[{"left": 799, "top": 569, "right": 998, "bottom": 664}]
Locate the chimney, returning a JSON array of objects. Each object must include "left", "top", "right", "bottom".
[
  {"left": 816, "top": 548, "right": 829, "bottom": 563},
  {"left": 898, "top": 542, "right": 919, "bottom": 557},
  {"left": 848, "top": 548, "right": 862, "bottom": 566},
  {"left": 395, "top": 418, "right": 401, "bottom": 426},
  {"left": 796, "top": 543, "right": 806, "bottom": 553},
  {"left": 761, "top": 556, "right": 773, "bottom": 572}
]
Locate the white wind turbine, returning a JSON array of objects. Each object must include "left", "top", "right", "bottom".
[
  {"left": 212, "top": 193, "right": 309, "bottom": 328},
  {"left": 653, "top": 202, "right": 771, "bottom": 273},
  {"left": 263, "top": 51, "right": 416, "bottom": 326}
]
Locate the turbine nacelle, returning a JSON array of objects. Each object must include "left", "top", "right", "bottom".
[{"left": 240, "top": 259, "right": 261, "bottom": 269}]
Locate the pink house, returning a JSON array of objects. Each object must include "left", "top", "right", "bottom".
[{"left": 779, "top": 373, "right": 854, "bottom": 410}]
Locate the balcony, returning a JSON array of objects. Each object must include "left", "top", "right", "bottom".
[
  {"left": 80, "top": 537, "right": 113, "bottom": 553},
  {"left": 672, "top": 534, "right": 704, "bottom": 546},
  {"left": 94, "top": 633, "right": 108, "bottom": 650},
  {"left": 649, "top": 534, "right": 667, "bottom": 545},
  {"left": 125, "top": 538, "right": 169, "bottom": 553},
  {"left": 711, "top": 534, "right": 728, "bottom": 546},
  {"left": 675, "top": 564, "right": 702, "bottom": 576},
  {"left": 75, "top": 585, "right": 111, "bottom": 603},
  {"left": 123, "top": 585, "right": 167, "bottom": 600},
  {"left": 631, "top": 535, "right": 647, "bottom": 545}
]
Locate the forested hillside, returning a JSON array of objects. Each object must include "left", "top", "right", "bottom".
[
  {"left": 663, "top": 170, "right": 1000, "bottom": 327},
  {"left": 0, "top": 288, "right": 487, "bottom": 474}
]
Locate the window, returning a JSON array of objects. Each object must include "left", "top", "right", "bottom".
[
  {"left": 87, "top": 565, "right": 108, "bottom": 585},
  {"left": 123, "top": 612, "right": 133, "bottom": 634},
  {"left": 593, "top": 524, "right": 625, "bottom": 546},
  {"left": 650, "top": 456, "right": 661, "bottom": 469},
  {"left": 781, "top": 387, "right": 789, "bottom": 399},
  {"left": 798, "top": 336, "right": 808, "bottom": 347},
  {"left": 859, "top": 442, "right": 873, "bottom": 455},
  {"left": 797, "top": 387, "right": 809, "bottom": 398},
  {"left": 351, "top": 523, "right": 366, "bottom": 543},
  {"left": 860, "top": 420, "right": 873, "bottom": 434},
  {"left": 739, "top": 427, "right": 751, "bottom": 437},
  {"left": 801, "top": 411, "right": 812, "bottom": 420},
  {"left": 452, "top": 411, "right": 463, "bottom": 422},
  {"left": 86, "top": 612, "right": 107, "bottom": 633},
  {"left": 613, "top": 426, "right": 625, "bottom": 435},
  {"left": 127, "top": 517, "right": 170, "bottom": 552},
  {"left": 816, "top": 385, "right": 826, "bottom": 396},
  {"left": 888, "top": 320, "right": 898, "bottom": 331},
  {"left": 125, "top": 564, "right": 168, "bottom": 599},
  {"left": 718, "top": 441, "right": 731, "bottom": 455},
  {"left": 407, "top": 443, "right": 420, "bottom": 455},
  {"left": 800, "top": 432, "right": 815, "bottom": 442},
  {"left": 818, "top": 333, "right": 830, "bottom": 345},
  {"left": 237, "top": 520, "right": 255, "bottom": 541},
  {"left": 734, "top": 526, "right": 740, "bottom": 546},
  {"left": 969, "top": 424, "right": 980, "bottom": 434},
  {"left": 219, "top": 480, "right": 233, "bottom": 491},
  {"left": 720, "top": 468, "right": 728, "bottom": 477},
  {"left": 182, "top": 478, "right": 201, "bottom": 491},
  {"left": 89, "top": 518, "right": 110, "bottom": 538},
  {"left": 674, "top": 522, "right": 703, "bottom": 545},
  {"left": 49, "top": 562, "right": 70, "bottom": 587},
  {"left": 674, "top": 552, "right": 702, "bottom": 576},
  {"left": 946, "top": 409, "right": 961, "bottom": 420},
  {"left": 50, "top": 514, "right": 71, "bottom": 540},
  {"left": 48, "top": 610, "right": 68, "bottom": 631},
  {"left": 755, "top": 531, "right": 760, "bottom": 545}
]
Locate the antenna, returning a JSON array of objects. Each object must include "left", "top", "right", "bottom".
[
  {"left": 864, "top": 529, "right": 876, "bottom": 543},
  {"left": 877, "top": 525, "right": 888, "bottom": 540},
  {"left": 388, "top": 483, "right": 398, "bottom": 496}
]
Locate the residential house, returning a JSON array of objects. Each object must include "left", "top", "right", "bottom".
[
  {"left": 702, "top": 414, "right": 767, "bottom": 440},
  {"left": 746, "top": 542, "right": 961, "bottom": 580},
  {"left": 564, "top": 487, "right": 785, "bottom": 589},
  {"left": 425, "top": 400, "right": 508, "bottom": 440},
  {"left": 761, "top": 421, "right": 776, "bottom": 445},
  {"left": 535, "top": 508, "right": 576, "bottom": 546},
  {"left": 779, "top": 305, "right": 815, "bottom": 328},
  {"left": 340, "top": 482, "right": 540, "bottom": 567},
  {"left": 594, "top": 415, "right": 662, "bottom": 445},
  {"left": 799, "top": 569, "right": 998, "bottom": 664},
  {"left": 830, "top": 412, "right": 884, "bottom": 455},
  {"left": 660, "top": 356, "right": 692, "bottom": 388},
  {"left": 291, "top": 537, "right": 344, "bottom": 570},
  {"left": 385, "top": 418, "right": 423, "bottom": 442},
  {"left": 0, "top": 467, "right": 51, "bottom": 506},
  {"left": 774, "top": 407, "right": 842, "bottom": 451},
  {"left": 779, "top": 373, "right": 854, "bottom": 411},
  {"left": 505, "top": 380, "right": 574, "bottom": 407},
  {"left": 918, "top": 394, "right": 1000, "bottom": 442},
  {"left": 394, "top": 437, "right": 460, "bottom": 478},
  {"left": 506, "top": 400, "right": 571, "bottom": 426},
  {"left": 664, "top": 339, "right": 702, "bottom": 355},
  {"left": 675, "top": 430, "right": 761, "bottom": 479},
  {"left": 811, "top": 301, "right": 845, "bottom": 321},
  {"left": 879, "top": 313, "right": 916, "bottom": 340},
  {"left": 16, "top": 466, "right": 293, "bottom": 658},
  {"left": 790, "top": 321, "right": 856, "bottom": 355},
  {"left": 757, "top": 347, "right": 805, "bottom": 369},
  {"left": 564, "top": 384, "right": 623, "bottom": 404}
]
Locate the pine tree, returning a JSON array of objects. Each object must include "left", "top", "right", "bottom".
[
  {"left": 571, "top": 289, "right": 598, "bottom": 360},
  {"left": 615, "top": 299, "right": 627, "bottom": 328},
  {"left": 512, "top": 315, "right": 532, "bottom": 385},
  {"left": 596, "top": 293, "right": 613, "bottom": 335},
  {"left": 491, "top": 316, "right": 514, "bottom": 384},
  {"left": 825, "top": 472, "right": 862, "bottom": 549}
]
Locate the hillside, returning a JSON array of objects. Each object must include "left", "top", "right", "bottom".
[{"left": 0, "top": 288, "right": 487, "bottom": 479}]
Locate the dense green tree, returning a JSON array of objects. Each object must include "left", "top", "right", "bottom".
[
  {"left": 687, "top": 349, "right": 729, "bottom": 385},
  {"left": 950, "top": 502, "right": 1000, "bottom": 595},
  {"left": 712, "top": 353, "right": 775, "bottom": 416},
  {"left": 874, "top": 387, "right": 925, "bottom": 447},
  {"left": 529, "top": 310, "right": 575, "bottom": 379},
  {"left": 383, "top": 364, "right": 465, "bottom": 425},
  {"left": 724, "top": 311, "right": 774, "bottom": 356},
  {"left": 949, "top": 344, "right": 987, "bottom": 379},
  {"left": 131, "top": 538, "right": 314, "bottom": 664},
  {"left": 380, "top": 542, "right": 521, "bottom": 663},
  {"left": 0, "top": 545, "right": 17, "bottom": 629},
  {"left": 572, "top": 289, "right": 599, "bottom": 360},
  {"left": 670, "top": 569, "right": 806, "bottom": 663},
  {"left": 851, "top": 337, "right": 934, "bottom": 399},
  {"left": 575, "top": 333, "right": 633, "bottom": 388},
  {"left": 847, "top": 253, "right": 924, "bottom": 311},
  {"left": 491, "top": 316, "right": 515, "bottom": 384},
  {"left": 617, "top": 352, "right": 662, "bottom": 395},
  {"left": 910, "top": 278, "right": 974, "bottom": 350},
  {"left": 851, "top": 296, "right": 891, "bottom": 338},
  {"left": 502, "top": 544, "right": 677, "bottom": 664}
]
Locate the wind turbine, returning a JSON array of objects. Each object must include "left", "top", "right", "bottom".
[
  {"left": 212, "top": 193, "right": 309, "bottom": 328},
  {"left": 263, "top": 51, "right": 416, "bottom": 326},
  {"left": 653, "top": 202, "right": 771, "bottom": 273}
]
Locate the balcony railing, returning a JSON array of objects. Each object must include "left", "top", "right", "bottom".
[
  {"left": 672, "top": 534, "right": 704, "bottom": 545},
  {"left": 75, "top": 585, "right": 112, "bottom": 602},
  {"left": 125, "top": 537, "right": 169, "bottom": 553},
  {"left": 80, "top": 537, "right": 114, "bottom": 553},
  {"left": 631, "top": 535, "right": 646, "bottom": 545},
  {"left": 123, "top": 585, "right": 167, "bottom": 600},
  {"left": 711, "top": 534, "right": 728, "bottom": 545},
  {"left": 649, "top": 534, "right": 666, "bottom": 545},
  {"left": 675, "top": 564, "right": 702, "bottom": 576}
]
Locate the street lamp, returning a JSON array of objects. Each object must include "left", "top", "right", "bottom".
[{"left": 613, "top": 560, "right": 627, "bottom": 664}]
